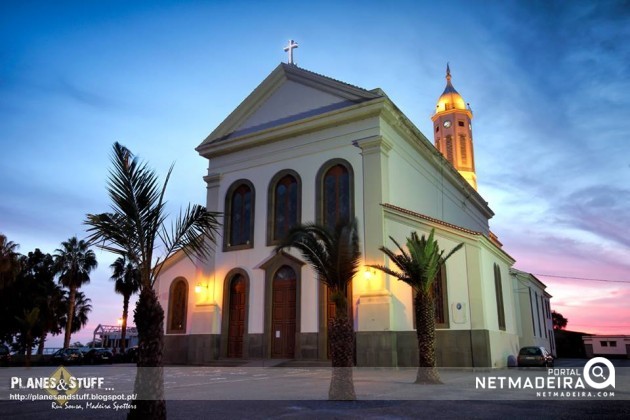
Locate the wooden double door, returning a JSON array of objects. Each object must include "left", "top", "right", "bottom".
[{"left": 271, "top": 266, "right": 296, "bottom": 358}]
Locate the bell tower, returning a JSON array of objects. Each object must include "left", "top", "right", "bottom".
[{"left": 431, "top": 64, "right": 477, "bottom": 190}]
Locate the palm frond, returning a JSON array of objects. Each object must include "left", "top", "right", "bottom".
[
  {"left": 275, "top": 223, "right": 331, "bottom": 282},
  {"left": 85, "top": 143, "right": 221, "bottom": 290},
  {"left": 154, "top": 204, "right": 221, "bottom": 282},
  {"left": 275, "top": 219, "right": 361, "bottom": 292},
  {"left": 367, "top": 264, "right": 407, "bottom": 283},
  {"left": 372, "top": 228, "right": 463, "bottom": 294}
]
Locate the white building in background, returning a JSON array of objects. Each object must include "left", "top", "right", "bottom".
[
  {"left": 155, "top": 59, "right": 549, "bottom": 368},
  {"left": 583, "top": 336, "right": 630, "bottom": 358},
  {"left": 510, "top": 269, "right": 556, "bottom": 355},
  {"left": 92, "top": 324, "right": 139, "bottom": 350}
]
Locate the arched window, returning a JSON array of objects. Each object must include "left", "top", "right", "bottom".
[
  {"left": 224, "top": 180, "right": 255, "bottom": 250},
  {"left": 167, "top": 278, "right": 188, "bottom": 334},
  {"left": 267, "top": 170, "right": 301, "bottom": 244},
  {"left": 316, "top": 159, "right": 353, "bottom": 231}
]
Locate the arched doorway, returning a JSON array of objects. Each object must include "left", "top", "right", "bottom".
[
  {"left": 271, "top": 266, "right": 296, "bottom": 358},
  {"left": 222, "top": 270, "right": 249, "bottom": 359},
  {"left": 228, "top": 274, "right": 246, "bottom": 358}
]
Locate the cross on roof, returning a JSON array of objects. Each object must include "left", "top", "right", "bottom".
[{"left": 284, "top": 39, "right": 298, "bottom": 65}]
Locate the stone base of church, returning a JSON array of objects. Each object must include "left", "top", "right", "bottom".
[
  {"left": 163, "top": 329, "right": 497, "bottom": 367},
  {"left": 248, "top": 332, "right": 321, "bottom": 359},
  {"left": 163, "top": 334, "right": 220, "bottom": 365},
  {"left": 356, "top": 330, "right": 492, "bottom": 367}
]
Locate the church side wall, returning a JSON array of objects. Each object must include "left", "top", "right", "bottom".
[
  {"left": 477, "top": 246, "right": 519, "bottom": 367},
  {"left": 513, "top": 273, "right": 556, "bottom": 355},
  {"left": 381, "top": 214, "right": 473, "bottom": 333},
  {"left": 380, "top": 120, "right": 490, "bottom": 236}
]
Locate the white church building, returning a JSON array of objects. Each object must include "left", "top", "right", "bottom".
[{"left": 155, "top": 51, "right": 554, "bottom": 367}]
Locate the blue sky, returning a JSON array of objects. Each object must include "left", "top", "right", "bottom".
[{"left": 1, "top": 0, "right": 629, "bottom": 345}]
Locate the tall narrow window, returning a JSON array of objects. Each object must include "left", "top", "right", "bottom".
[
  {"left": 459, "top": 135, "right": 467, "bottom": 165},
  {"left": 534, "top": 292, "right": 542, "bottom": 337},
  {"left": 317, "top": 160, "right": 353, "bottom": 231},
  {"left": 224, "top": 180, "right": 255, "bottom": 250},
  {"left": 540, "top": 295, "right": 547, "bottom": 338},
  {"left": 494, "top": 264, "right": 506, "bottom": 331},
  {"left": 446, "top": 136, "right": 454, "bottom": 162},
  {"left": 529, "top": 288, "right": 536, "bottom": 336},
  {"left": 433, "top": 266, "right": 449, "bottom": 328},
  {"left": 412, "top": 266, "right": 449, "bottom": 329},
  {"left": 167, "top": 278, "right": 188, "bottom": 334},
  {"left": 267, "top": 170, "right": 301, "bottom": 244}
]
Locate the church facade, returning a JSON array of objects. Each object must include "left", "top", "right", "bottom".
[{"left": 155, "top": 61, "right": 553, "bottom": 367}]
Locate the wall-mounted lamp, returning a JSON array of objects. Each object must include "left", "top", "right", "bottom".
[
  {"left": 363, "top": 267, "right": 376, "bottom": 280},
  {"left": 195, "top": 282, "right": 207, "bottom": 294}
]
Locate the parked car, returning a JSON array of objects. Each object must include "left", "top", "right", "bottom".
[
  {"left": 518, "top": 346, "right": 554, "bottom": 367},
  {"left": 83, "top": 348, "right": 114, "bottom": 364},
  {"left": 125, "top": 346, "right": 138, "bottom": 363},
  {"left": 51, "top": 348, "right": 83, "bottom": 365},
  {"left": 0, "top": 344, "right": 11, "bottom": 366}
]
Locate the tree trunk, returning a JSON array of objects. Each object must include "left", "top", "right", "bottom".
[
  {"left": 127, "top": 288, "right": 166, "bottom": 420},
  {"left": 327, "top": 294, "right": 356, "bottom": 400},
  {"left": 121, "top": 296, "right": 129, "bottom": 353},
  {"left": 25, "top": 332, "right": 33, "bottom": 368},
  {"left": 37, "top": 332, "right": 47, "bottom": 355},
  {"left": 64, "top": 286, "right": 77, "bottom": 348},
  {"left": 414, "top": 289, "right": 441, "bottom": 384}
]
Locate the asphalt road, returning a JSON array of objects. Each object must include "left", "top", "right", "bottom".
[{"left": 1, "top": 358, "right": 628, "bottom": 419}]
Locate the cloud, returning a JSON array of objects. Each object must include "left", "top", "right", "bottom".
[{"left": 556, "top": 185, "right": 630, "bottom": 248}]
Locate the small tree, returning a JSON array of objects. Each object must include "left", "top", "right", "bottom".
[
  {"left": 54, "top": 237, "right": 97, "bottom": 348},
  {"left": 110, "top": 256, "right": 140, "bottom": 352},
  {"left": 370, "top": 229, "right": 462, "bottom": 384},
  {"left": 276, "top": 220, "right": 360, "bottom": 400},
  {"left": 0, "top": 233, "right": 20, "bottom": 290},
  {"left": 85, "top": 143, "right": 220, "bottom": 420},
  {"left": 15, "top": 308, "right": 40, "bottom": 367},
  {"left": 552, "top": 310, "right": 568, "bottom": 330}
]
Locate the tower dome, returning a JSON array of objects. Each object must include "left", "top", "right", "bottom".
[
  {"left": 435, "top": 64, "right": 468, "bottom": 113},
  {"left": 430, "top": 64, "right": 477, "bottom": 190}
]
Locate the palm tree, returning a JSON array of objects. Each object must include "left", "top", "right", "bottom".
[
  {"left": 0, "top": 233, "right": 21, "bottom": 290},
  {"left": 36, "top": 283, "right": 65, "bottom": 355},
  {"left": 65, "top": 291, "right": 92, "bottom": 333},
  {"left": 110, "top": 256, "right": 140, "bottom": 352},
  {"left": 85, "top": 142, "right": 220, "bottom": 420},
  {"left": 15, "top": 307, "right": 40, "bottom": 367},
  {"left": 369, "top": 229, "right": 462, "bottom": 384},
  {"left": 54, "top": 237, "right": 98, "bottom": 348},
  {"left": 275, "top": 219, "right": 360, "bottom": 400}
]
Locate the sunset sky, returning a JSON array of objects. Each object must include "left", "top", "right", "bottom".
[{"left": 1, "top": 0, "right": 628, "bottom": 346}]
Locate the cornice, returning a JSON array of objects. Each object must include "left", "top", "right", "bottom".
[{"left": 196, "top": 97, "right": 386, "bottom": 158}]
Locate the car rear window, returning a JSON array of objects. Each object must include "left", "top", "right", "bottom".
[{"left": 519, "top": 347, "right": 542, "bottom": 356}]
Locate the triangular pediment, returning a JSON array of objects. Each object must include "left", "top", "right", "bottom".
[{"left": 197, "top": 63, "right": 382, "bottom": 150}]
